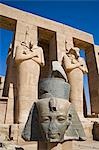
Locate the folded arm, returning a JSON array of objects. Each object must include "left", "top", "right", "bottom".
[
  {"left": 63, "top": 54, "right": 81, "bottom": 72},
  {"left": 15, "top": 45, "right": 37, "bottom": 63}
]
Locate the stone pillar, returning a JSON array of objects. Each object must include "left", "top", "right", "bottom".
[
  {"left": 57, "top": 31, "right": 74, "bottom": 64},
  {"left": 13, "top": 20, "right": 37, "bottom": 57},
  {"left": 56, "top": 32, "right": 66, "bottom": 63},
  {"left": 3, "top": 46, "right": 13, "bottom": 97},
  {"left": 94, "top": 45, "right": 99, "bottom": 74},
  {"left": 0, "top": 76, "right": 5, "bottom": 97},
  {"left": 49, "top": 33, "right": 57, "bottom": 73},
  {"left": 0, "top": 98, "right": 7, "bottom": 124},
  {"left": 14, "top": 20, "right": 38, "bottom": 124},
  {"left": 56, "top": 29, "right": 74, "bottom": 62},
  {"left": 86, "top": 45, "right": 99, "bottom": 115},
  {"left": 5, "top": 83, "right": 14, "bottom": 124}
]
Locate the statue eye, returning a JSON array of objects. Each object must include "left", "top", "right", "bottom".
[
  {"left": 41, "top": 116, "right": 50, "bottom": 122},
  {"left": 57, "top": 116, "right": 66, "bottom": 122}
]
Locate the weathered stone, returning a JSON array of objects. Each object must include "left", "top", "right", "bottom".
[
  {"left": 14, "top": 28, "right": 45, "bottom": 124},
  {"left": 0, "top": 124, "right": 10, "bottom": 141},
  {"left": 62, "top": 47, "right": 88, "bottom": 117}
]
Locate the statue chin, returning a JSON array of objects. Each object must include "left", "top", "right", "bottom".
[
  {"left": 44, "top": 133, "right": 62, "bottom": 142},
  {"left": 48, "top": 133, "right": 63, "bottom": 142},
  {"left": 49, "top": 138, "right": 61, "bottom": 143}
]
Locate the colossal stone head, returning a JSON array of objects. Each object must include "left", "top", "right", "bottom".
[
  {"left": 22, "top": 97, "right": 86, "bottom": 142},
  {"left": 36, "top": 98, "right": 71, "bottom": 142}
]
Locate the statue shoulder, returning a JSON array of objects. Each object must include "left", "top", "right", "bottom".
[
  {"left": 38, "top": 46, "right": 43, "bottom": 52},
  {"left": 32, "top": 46, "right": 44, "bottom": 55},
  {"left": 16, "top": 43, "right": 23, "bottom": 51}
]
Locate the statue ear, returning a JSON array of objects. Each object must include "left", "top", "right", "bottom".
[
  {"left": 64, "top": 104, "right": 86, "bottom": 141},
  {"left": 22, "top": 102, "right": 42, "bottom": 141}
]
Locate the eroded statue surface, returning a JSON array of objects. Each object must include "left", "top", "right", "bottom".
[
  {"left": 22, "top": 65, "right": 86, "bottom": 142},
  {"left": 14, "top": 27, "right": 45, "bottom": 123},
  {"left": 62, "top": 47, "right": 88, "bottom": 116}
]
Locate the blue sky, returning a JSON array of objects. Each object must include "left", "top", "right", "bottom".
[
  {"left": 0, "top": 0, "right": 99, "bottom": 114},
  {"left": 1, "top": 0, "right": 99, "bottom": 44}
]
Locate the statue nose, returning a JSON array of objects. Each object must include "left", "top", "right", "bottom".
[{"left": 48, "top": 121, "right": 58, "bottom": 133}]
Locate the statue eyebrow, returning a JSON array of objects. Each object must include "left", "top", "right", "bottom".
[
  {"left": 40, "top": 113, "right": 50, "bottom": 116},
  {"left": 57, "top": 115, "right": 66, "bottom": 118}
]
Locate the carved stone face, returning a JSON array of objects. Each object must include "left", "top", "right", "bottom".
[
  {"left": 69, "top": 47, "right": 80, "bottom": 59},
  {"left": 36, "top": 98, "right": 71, "bottom": 142}
]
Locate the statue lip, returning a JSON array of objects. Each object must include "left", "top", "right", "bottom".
[{"left": 48, "top": 132, "right": 60, "bottom": 139}]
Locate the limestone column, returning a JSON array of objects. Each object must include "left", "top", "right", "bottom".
[
  {"left": 86, "top": 45, "right": 99, "bottom": 115},
  {"left": 5, "top": 83, "right": 14, "bottom": 124},
  {"left": 56, "top": 32, "right": 66, "bottom": 64},
  {"left": 49, "top": 33, "right": 57, "bottom": 73},
  {"left": 56, "top": 31, "right": 74, "bottom": 63},
  {"left": 94, "top": 45, "right": 99, "bottom": 74}
]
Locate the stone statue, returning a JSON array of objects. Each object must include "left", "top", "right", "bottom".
[
  {"left": 62, "top": 47, "right": 88, "bottom": 117},
  {"left": 15, "top": 27, "right": 45, "bottom": 124},
  {"left": 22, "top": 64, "right": 86, "bottom": 142}
]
